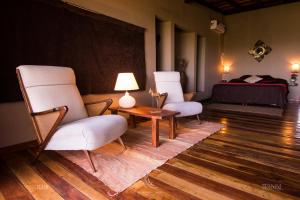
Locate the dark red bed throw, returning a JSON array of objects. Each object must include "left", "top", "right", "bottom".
[{"left": 211, "top": 83, "right": 288, "bottom": 108}]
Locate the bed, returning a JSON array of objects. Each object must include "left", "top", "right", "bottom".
[{"left": 211, "top": 75, "right": 289, "bottom": 108}]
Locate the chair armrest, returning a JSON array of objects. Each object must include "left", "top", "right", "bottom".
[
  {"left": 158, "top": 92, "right": 168, "bottom": 108},
  {"left": 184, "top": 92, "right": 196, "bottom": 101},
  {"left": 84, "top": 98, "right": 113, "bottom": 115},
  {"left": 30, "top": 106, "right": 68, "bottom": 154},
  {"left": 31, "top": 106, "right": 68, "bottom": 116}
]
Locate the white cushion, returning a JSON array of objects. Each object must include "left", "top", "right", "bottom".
[
  {"left": 244, "top": 75, "right": 263, "bottom": 83},
  {"left": 46, "top": 115, "right": 127, "bottom": 151},
  {"left": 26, "top": 85, "right": 88, "bottom": 124},
  {"left": 17, "top": 65, "right": 75, "bottom": 87},
  {"left": 17, "top": 65, "right": 88, "bottom": 124},
  {"left": 163, "top": 101, "right": 203, "bottom": 117},
  {"left": 154, "top": 72, "right": 184, "bottom": 104},
  {"left": 154, "top": 71, "right": 181, "bottom": 82}
]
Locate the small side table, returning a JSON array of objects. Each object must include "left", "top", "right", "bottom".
[{"left": 109, "top": 106, "right": 180, "bottom": 147}]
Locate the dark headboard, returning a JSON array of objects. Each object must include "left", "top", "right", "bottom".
[{"left": 0, "top": 0, "right": 146, "bottom": 103}]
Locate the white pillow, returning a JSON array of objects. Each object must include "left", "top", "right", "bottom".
[{"left": 244, "top": 75, "right": 263, "bottom": 83}]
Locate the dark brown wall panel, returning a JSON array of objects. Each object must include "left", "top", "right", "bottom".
[{"left": 0, "top": 0, "right": 146, "bottom": 103}]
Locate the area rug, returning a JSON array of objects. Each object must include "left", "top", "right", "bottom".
[
  {"left": 57, "top": 120, "right": 223, "bottom": 193},
  {"left": 206, "top": 103, "right": 283, "bottom": 117}
]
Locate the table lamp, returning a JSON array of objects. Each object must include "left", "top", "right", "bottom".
[{"left": 114, "top": 73, "right": 139, "bottom": 108}]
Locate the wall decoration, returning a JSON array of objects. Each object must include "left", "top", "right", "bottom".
[
  {"left": 248, "top": 40, "right": 272, "bottom": 62},
  {"left": 175, "top": 59, "right": 188, "bottom": 93}
]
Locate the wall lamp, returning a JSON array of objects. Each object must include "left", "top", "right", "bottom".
[
  {"left": 222, "top": 64, "right": 230, "bottom": 82},
  {"left": 290, "top": 63, "right": 299, "bottom": 86}
]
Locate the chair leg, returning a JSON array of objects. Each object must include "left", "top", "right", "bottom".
[
  {"left": 31, "top": 149, "right": 42, "bottom": 165},
  {"left": 196, "top": 114, "right": 202, "bottom": 124},
  {"left": 118, "top": 137, "right": 127, "bottom": 150},
  {"left": 84, "top": 150, "right": 96, "bottom": 173}
]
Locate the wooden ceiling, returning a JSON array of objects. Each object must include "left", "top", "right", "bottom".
[{"left": 185, "top": 0, "right": 300, "bottom": 15}]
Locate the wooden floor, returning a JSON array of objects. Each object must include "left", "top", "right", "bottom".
[{"left": 1, "top": 103, "right": 300, "bottom": 199}]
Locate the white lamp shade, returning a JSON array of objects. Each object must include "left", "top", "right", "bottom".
[
  {"left": 291, "top": 63, "right": 300, "bottom": 73},
  {"left": 114, "top": 73, "right": 139, "bottom": 91},
  {"left": 223, "top": 65, "right": 230, "bottom": 73}
]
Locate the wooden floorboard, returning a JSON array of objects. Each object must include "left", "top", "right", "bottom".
[
  {"left": 0, "top": 162, "right": 33, "bottom": 200},
  {"left": 20, "top": 151, "right": 90, "bottom": 200},
  {"left": 1, "top": 103, "right": 300, "bottom": 199},
  {"left": 175, "top": 153, "right": 299, "bottom": 198},
  {"left": 189, "top": 145, "right": 300, "bottom": 183},
  {"left": 158, "top": 164, "right": 264, "bottom": 200},
  {"left": 199, "top": 140, "right": 300, "bottom": 174},
  {"left": 5, "top": 155, "right": 63, "bottom": 200},
  {"left": 44, "top": 151, "right": 110, "bottom": 199}
]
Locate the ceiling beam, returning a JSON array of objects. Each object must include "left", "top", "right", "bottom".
[
  {"left": 222, "top": 0, "right": 241, "bottom": 14},
  {"left": 255, "top": 0, "right": 264, "bottom": 7},
  {"left": 225, "top": 0, "right": 241, "bottom": 9},
  {"left": 187, "top": 0, "right": 300, "bottom": 15},
  {"left": 184, "top": 0, "right": 225, "bottom": 14},
  {"left": 227, "top": 0, "right": 300, "bottom": 14}
]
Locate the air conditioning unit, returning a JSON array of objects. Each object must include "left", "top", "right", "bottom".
[{"left": 210, "top": 20, "right": 226, "bottom": 34}]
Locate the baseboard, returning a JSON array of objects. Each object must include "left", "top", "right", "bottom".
[
  {"left": 289, "top": 99, "right": 300, "bottom": 102},
  {"left": 199, "top": 98, "right": 212, "bottom": 104},
  {"left": 0, "top": 140, "right": 38, "bottom": 154}
]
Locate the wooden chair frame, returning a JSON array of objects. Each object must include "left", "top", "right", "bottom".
[
  {"left": 157, "top": 92, "right": 201, "bottom": 126},
  {"left": 158, "top": 92, "right": 168, "bottom": 109},
  {"left": 16, "top": 69, "right": 122, "bottom": 172}
]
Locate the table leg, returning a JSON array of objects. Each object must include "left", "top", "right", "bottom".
[
  {"left": 152, "top": 118, "right": 159, "bottom": 147},
  {"left": 169, "top": 116, "right": 176, "bottom": 139},
  {"left": 129, "top": 115, "right": 136, "bottom": 128},
  {"left": 111, "top": 110, "right": 118, "bottom": 115}
]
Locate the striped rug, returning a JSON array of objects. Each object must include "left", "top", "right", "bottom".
[
  {"left": 57, "top": 120, "right": 223, "bottom": 194},
  {"left": 206, "top": 103, "right": 283, "bottom": 117}
]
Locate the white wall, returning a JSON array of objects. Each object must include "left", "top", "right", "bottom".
[
  {"left": 0, "top": 0, "right": 222, "bottom": 148},
  {"left": 0, "top": 102, "right": 36, "bottom": 147},
  {"left": 175, "top": 32, "right": 197, "bottom": 92},
  {"left": 224, "top": 2, "right": 300, "bottom": 101},
  {"left": 157, "top": 21, "right": 175, "bottom": 71},
  {"left": 197, "top": 36, "right": 206, "bottom": 92}
]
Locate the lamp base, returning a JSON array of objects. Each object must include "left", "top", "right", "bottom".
[{"left": 119, "top": 91, "right": 136, "bottom": 108}]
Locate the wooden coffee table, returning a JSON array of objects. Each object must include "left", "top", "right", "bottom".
[{"left": 109, "top": 106, "right": 180, "bottom": 147}]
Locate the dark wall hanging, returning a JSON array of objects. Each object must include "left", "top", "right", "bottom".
[
  {"left": 0, "top": 0, "right": 146, "bottom": 103},
  {"left": 248, "top": 40, "right": 272, "bottom": 62}
]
